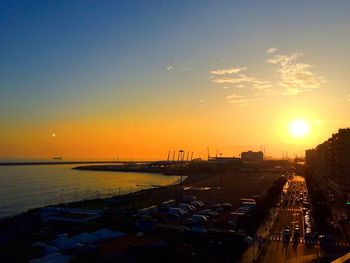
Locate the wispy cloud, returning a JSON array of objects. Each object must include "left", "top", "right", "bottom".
[
  {"left": 199, "top": 99, "right": 205, "bottom": 103},
  {"left": 166, "top": 65, "right": 192, "bottom": 72},
  {"left": 226, "top": 94, "right": 244, "bottom": 100},
  {"left": 347, "top": 94, "right": 350, "bottom": 102},
  {"left": 166, "top": 65, "right": 175, "bottom": 71},
  {"left": 210, "top": 66, "right": 247, "bottom": 75},
  {"left": 211, "top": 74, "right": 251, "bottom": 84},
  {"left": 225, "top": 94, "right": 262, "bottom": 107},
  {"left": 212, "top": 74, "right": 272, "bottom": 91},
  {"left": 209, "top": 48, "right": 327, "bottom": 106},
  {"left": 267, "top": 47, "right": 277, "bottom": 54},
  {"left": 227, "top": 98, "right": 261, "bottom": 107},
  {"left": 266, "top": 51, "right": 326, "bottom": 95}
]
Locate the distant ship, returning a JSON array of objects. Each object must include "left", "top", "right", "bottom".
[{"left": 53, "top": 157, "right": 63, "bottom": 160}]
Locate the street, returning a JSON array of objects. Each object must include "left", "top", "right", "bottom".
[{"left": 259, "top": 175, "right": 350, "bottom": 263}]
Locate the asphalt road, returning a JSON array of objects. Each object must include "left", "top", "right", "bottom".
[
  {"left": 259, "top": 175, "right": 349, "bottom": 263},
  {"left": 272, "top": 175, "right": 306, "bottom": 242}
]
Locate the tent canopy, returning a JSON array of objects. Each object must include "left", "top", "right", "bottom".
[
  {"left": 30, "top": 252, "right": 71, "bottom": 263},
  {"left": 92, "top": 228, "right": 126, "bottom": 240},
  {"left": 72, "top": 232, "right": 100, "bottom": 244}
]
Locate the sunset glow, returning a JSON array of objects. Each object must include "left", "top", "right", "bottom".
[{"left": 0, "top": 1, "right": 349, "bottom": 161}]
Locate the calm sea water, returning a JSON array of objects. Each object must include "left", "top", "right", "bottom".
[{"left": 0, "top": 164, "right": 181, "bottom": 219}]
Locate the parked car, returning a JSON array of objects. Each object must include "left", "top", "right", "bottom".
[
  {"left": 190, "top": 226, "right": 207, "bottom": 233},
  {"left": 191, "top": 201, "right": 204, "bottom": 208},
  {"left": 192, "top": 214, "right": 208, "bottom": 224},
  {"left": 168, "top": 207, "right": 187, "bottom": 216},
  {"left": 160, "top": 200, "right": 176, "bottom": 210},
  {"left": 210, "top": 204, "right": 221, "bottom": 210},
  {"left": 319, "top": 234, "right": 334, "bottom": 247},
  {"left": 182, "top": 195, "right": 196, "bottom": 202},
  {"left": 213, "top": 207, "right": 224, "bottom": 213},
  {"left": 198, "top": 209, "right": 218, "bottom": 218},
  {"left": 221, "top": 203, "right": 233, "bottom": 211},
  {"left": 168, "top": 213, "right": 180, "bottom": 219},
  {"left": 185, "top": 218, "right": 197, "bottom": 227}
]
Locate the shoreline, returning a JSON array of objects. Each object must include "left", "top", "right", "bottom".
[
  {"left": 73, "top": 164, "right": 187, "bottom": 175},
  {"left": 0, "top": 161, "right": 144, "bottom": 166},
  {"left": 0, "top": 172, "right": 193, "bottom": 225}
]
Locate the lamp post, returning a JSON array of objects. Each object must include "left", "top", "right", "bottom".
[{"left": 252, "top": 236, "right": 255, "bottom": 262}]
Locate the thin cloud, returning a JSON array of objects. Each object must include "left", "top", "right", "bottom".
[
  {"left": 266, "top": 51, "right": 326, "bottom": 95},
  {"left": 227, "top": 98, "right": 261, "bottom": 107},
  {"left": 212, "top": 74, "right": 272, "bottom": 90},
  {"left": 209, "top": 48, "right": 326, "bottom": 105},
  {"left": 267, "top": 47, "right": 277, "bottom": 54},
  {"left": 166, "top": 65, "right": 175, "bottom": 71},
  {"left": 211, "top": 74, "right": 256, "bottom": 84},
  {"left": 226, "top": 94, "right": 244, "bottom": 100},
  {"left": 210, "top": 66, "right": 247, "bottom": 75},
  {"left": 210, "top": 64, "right": 274, "bottom": 105}
]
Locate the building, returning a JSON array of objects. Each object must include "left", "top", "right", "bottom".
[
  {"left": 306, "top": 128, "right": 350, "bottom": 193},
  {"left": 189, "top": 157, "right": 242, "bottom": 172},
  {"left": 241, "top": 151, "right": 264, "bottom": 162},
  {"left": 305, "top": 148, "right": 316, "bottom": 167}
]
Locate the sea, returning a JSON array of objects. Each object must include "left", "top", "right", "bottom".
[{"left": 0, "top": 164, "right": 181, "bottom": 219}]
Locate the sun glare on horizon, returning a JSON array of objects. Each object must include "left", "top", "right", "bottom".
[{"left": 289, "top": 120, "right": 310, "bottom": 138}]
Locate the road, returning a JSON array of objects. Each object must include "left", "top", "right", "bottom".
[
  {"left": 270, "top": 175, "right": 307, "bottom": 244},
  {"left": 259, "top": 175, "right": 350, "bottom": 263}
]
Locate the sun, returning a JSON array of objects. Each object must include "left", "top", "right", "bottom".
[{"left": 289, "top": 120, "right": 310, "bottom": 138}]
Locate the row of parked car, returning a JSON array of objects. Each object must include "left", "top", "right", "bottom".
[
  {"left": 186, "top": 203, "right": 234, "bottom": 226},
  {"left": 136, "top": 197, "right": 237, "bottom": 231},
  {"left": 304, "top": 210, "right": 312, "bottom": 236},
  {"left": 136, "top": 196, "right": 204, "bottom": 219},
  {"left": 167, "top": 200, "right": 206, "bottom": 219}
]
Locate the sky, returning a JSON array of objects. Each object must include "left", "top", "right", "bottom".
[{"left": 1, "top": 0, "right": 350, "bottom": 161}]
